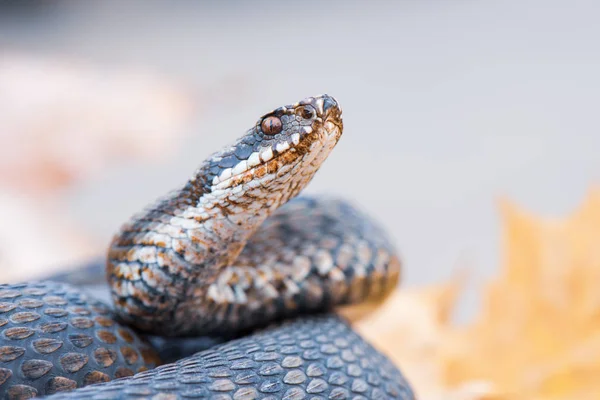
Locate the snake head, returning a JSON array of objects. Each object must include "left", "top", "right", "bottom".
[
  {"left": 260, "top": 94, "right": 344, "bottom": 143},
  {"left": 206, "top": 94, "right": 343, "bottom": 201}
]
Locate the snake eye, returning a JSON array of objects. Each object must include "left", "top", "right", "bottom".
[
  {"left": 261, "top": 116, "right": 282, "bottom": 135},
  {"left": 297, "top": 105, "right": 315, "bottom": 120}
]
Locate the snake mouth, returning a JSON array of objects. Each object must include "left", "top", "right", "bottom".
[
  {"left": 324, "top": 119, "right": 343, "bottom": 137},
  {"left": 323, "top": 109, "right": 343, "bottom": 143}
]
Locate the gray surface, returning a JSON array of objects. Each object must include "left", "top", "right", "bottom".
[{"left": 1, "top": 0, "right": 599, "bottom": 320}]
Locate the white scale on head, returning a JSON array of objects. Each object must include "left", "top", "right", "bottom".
[{"left": 210, "top": 126, "right": 312, "bottom": 190}]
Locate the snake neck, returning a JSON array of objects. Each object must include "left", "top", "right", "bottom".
[{"left": 109, "top": 127, "right": 333, "bottom": 272}]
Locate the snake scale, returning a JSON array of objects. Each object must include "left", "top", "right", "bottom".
[{"left": 0, "top": 95, "right": 415, "bottom": 399}]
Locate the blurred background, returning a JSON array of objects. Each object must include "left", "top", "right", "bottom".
[{"left": 1, "top": 1, "right": 599, "bottom": 399}]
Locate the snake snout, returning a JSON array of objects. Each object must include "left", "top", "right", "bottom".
[
  {"left": 322, "top": 94, "right": 339, "bottom": 114},
  {"left": 317, "top": 94, "right": 343, "bottom": 135},
  {"left": 321, "top": 94, "right": 341, "bottom": 118}
]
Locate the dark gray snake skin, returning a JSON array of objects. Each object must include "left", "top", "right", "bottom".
[{"left": 0, "top": 95, "right": 415, "bottom": 399}]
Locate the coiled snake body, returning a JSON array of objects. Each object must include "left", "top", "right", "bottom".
[{"left": 0, "top": 95, "right": 415, "bottom": 399}]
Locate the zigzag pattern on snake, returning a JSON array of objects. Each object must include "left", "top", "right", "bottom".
[{"left": 0, "top": 95, "right": 415, "bottom": 399}]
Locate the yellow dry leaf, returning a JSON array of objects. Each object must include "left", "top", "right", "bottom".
[
  {"left": 442, "top": 189, "right": 600, "bottom": 399},
  {"left": 352, "top": 273, "right": 498, "bottom": 400},
  {"left": 356, "top": 188, "right": 600, "bottom": 400}
]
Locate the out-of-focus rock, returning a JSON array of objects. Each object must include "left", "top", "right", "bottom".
[{"left": 0, "top": 54, "right": 193, "bottom": 281}]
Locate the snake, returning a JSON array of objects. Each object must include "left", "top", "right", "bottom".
[{"left": 0, "top": 95, "right": 415, "bottom": 399}]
